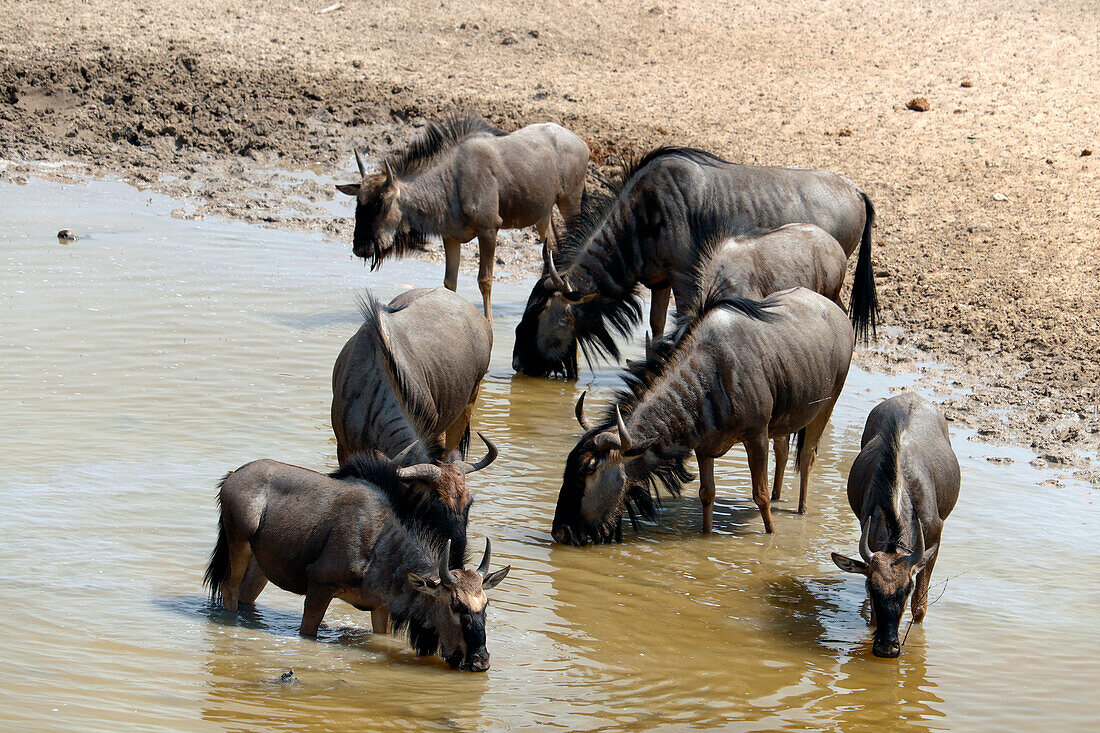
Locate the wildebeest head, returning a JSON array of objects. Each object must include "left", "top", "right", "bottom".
[
  {"left": 405, "top": 539, "right": 510, "bottom": 672},
  {"left": 551, "top": 395, "right": 651, "bottom": 545},
  {"left": 831, "top": 513, "right": 936, "bottom": 658},
  {"left": 512, "top": 245, "right": 596, "bottom": 379},
  {"left": 336, "top": 152, "right": 425, "bottom": 267}
]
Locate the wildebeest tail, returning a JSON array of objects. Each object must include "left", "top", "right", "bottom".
[
  {"left": 458, "top": 424, "right": 471, "bottom": 460},
  {"left": 203, "top": 476, "right": 231, "bottom": 602},
  {"left": 794, "top": 427, "right": 808, "bottom": 470},
  {"left": 849, "top": 193, "right": 878, "bottom": 343}
]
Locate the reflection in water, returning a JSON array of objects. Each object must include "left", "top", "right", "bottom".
[{"left": 1, "top": 179, "right": 1098, "bottom": 731}]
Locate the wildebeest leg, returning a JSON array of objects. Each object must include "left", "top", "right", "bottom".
[
  {"left": 219, "top": 538, "right": 253, "bottom": 613},
  {"left": 443, "top": 237, "right": 461, "bottom": 291},
  {"left": 797, "top": 399, "right": 838, "bottom": 515},
  {"left": 444, "top": 381, "right": 481, "bottom": 454},
  {"left": 477, "top": 231, "right": 497, "bottom": 322},
  {"left": 237, "top": 556, "right": 268, "bottom": 606},
  {"left": 696, "top": 451, "right": 716, "bottom": 533},
  {"left": 771, "top": 434, "right": 791, "bottom": 501},
  {"left": 300, "top": 585, "right": 335, "bottom": 637},
  {"left": 911, "top": 550, "right": 939, "bottom": 623},
  {"left": 650, "top": 286, "right": 672, "bottom": 337},
  {"left": 371, "top": 606, "right": 391, "bottom": 634},
  {"left": 745, "top": 433, "right": 774, "bottom": 533}
]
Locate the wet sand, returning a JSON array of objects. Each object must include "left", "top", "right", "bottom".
[{"left": 0, "top": 0, "right": 1096, "bottom": 480}]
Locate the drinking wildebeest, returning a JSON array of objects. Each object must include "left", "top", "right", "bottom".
[
  {"left": 831, "top": 393, "right": 960, "bottom": 658},
  {"left": 335, "top": 111, "right": 589, "bottom": 321},
  {"left": 551, "top": 286, "right": 854, "bottom": 545},
  {"left": 204, "top": 453, "right": 511, "bottom": 671},
  {"left": 512, "top": 146, "right": 877, "bottom": 378},
  {"left": 331, "top": 286, "right": 494, "bottom": 569}
]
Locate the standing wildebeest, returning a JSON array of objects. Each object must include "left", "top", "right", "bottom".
[
  {"left": 512, "top": 146, "right": 877, "bottom": 378},
  {"left": 551, "top": 286, "right": 854, "bottom": 545},
  {"left": 831, "top": 393, "right": 960, "bottom": 658},
  {"left": 331, "top": 287, "right": 494, "bottom": 570},
  {"left": 204, "top": 453, "right": 511, "bottom": 671},
  {"left": 335, "top": 111, "right": 589, "bottom": 321}
]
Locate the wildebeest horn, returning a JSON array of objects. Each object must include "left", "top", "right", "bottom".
[
  {"left": 383, "top": 159, "right": 396, "bottom": 186},
  {"left": 354, "top": 148, "right": 366, "bottom": 177},
  {"left": 457, "top": 433, "right": 498, "bottom": 474},
  {"left": 438, "top": 540, "right": 456, "bottom": 586},
  {"left": 644, "top": 332, "right": 654, "bottom": 359},
  {"left": 545, "top": 246, "right": 568, "bottom": 292},
  {"left": 858, "top": 518, "right": 873, "bottom": 562},
  {"left": 615, "top": 406, "right": 633, "bottom": 452},
  {"left": 575, "top": 391, "right": 595, "bottom": 431},
  {"left": 908, "top": 517, "right": 925, "bottom": 566},
  {"left": 477, "top": 538, "right": 492, "bottom": 578},
  {"left": 393, "top": 440, "right": 419, "bottom": 466},
  {"left": 396, "top": 462, "right": 443, "bottom": 483}
]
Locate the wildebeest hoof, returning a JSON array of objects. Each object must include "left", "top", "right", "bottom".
[{"left": 57, "top": 229, "right": 77, "bottom": 244}]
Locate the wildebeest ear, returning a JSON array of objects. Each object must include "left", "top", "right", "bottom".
[
  {"left": 406, "top": 570, "right": 442, "bottom": 594},
  {"left": 911, "top": 544, "right": 938, "bottom": 575},
  {"left": 831, "top": 552, "right": 869, "bottom": 576},
  {"left": 482, "top": 565, "right": 510, "bottom": 591},
  {"left": 336, "top": 183, "right": 360, "bottom": 196}
]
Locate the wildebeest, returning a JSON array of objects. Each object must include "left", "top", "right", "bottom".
[
  {"left": 204, "top": 453, "right": 511, "bottom": 671},
  {"left": 831, "top": 393, "right": 960, "bottom": 658},
  {"left": 512, "top": 146, "right": 877, "bottom": 378},
  {"left": 331, "top": 286, "right": 494, "bottom": 569},
  {"left": 551, "top": 286, "right": 854, "bottom": 545},
  {"left": 336, "top": 111, "right": 589, "bottom": 321}
]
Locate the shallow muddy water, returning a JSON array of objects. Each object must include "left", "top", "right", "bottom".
[{"left": 1, "top": 177, "right": 1098, "bottom": 731}]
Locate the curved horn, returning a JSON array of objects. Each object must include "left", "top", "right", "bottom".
[
  {"left": 477, "top": 538, "right": 491, "bottom": 578},
  {"left": 383, "top": 159, "right": 396, "bottom": 186},
  {"left": 545, "top": 247, "right": 568, "bottom": 292},
  {"left": 615, "top": 405, "right": 633, "bottom": 453},
  {"left": 354, "top": 148, "right": 366, "bottom": 177},
  {"left": 908, "top": 517, "right": 925, "bottom": 565},
  {"left": 438, "top": 540, "right": 456, "bottom": 586},
  {"left": 575, "top": 391, "right": 595, "bottom": 431},
  {"left": 392, "top": 440, "right": 419, "bottom": 466},
  {"left": 644, "top": 332, "right": 653, "bottom": 359},
  {"left": 457, "top": 433, "right": 498, "bottom": 474},
  {"left": 396, "top": 463, "right": 443, "bottom": 483},
  {"left": 858, "top": 518, "right": 873, "bottom": 562}
]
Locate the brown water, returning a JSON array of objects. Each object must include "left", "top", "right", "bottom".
[{"left": 1, "top": 177, "right": 1097, "bottom": 732}]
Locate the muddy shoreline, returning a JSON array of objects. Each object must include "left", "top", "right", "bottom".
[{"left": 1, "top": 1, "right": 1096, "bottom": 481}]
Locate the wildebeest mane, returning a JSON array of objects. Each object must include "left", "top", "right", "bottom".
[
  {"left": 332, "top": 451, "right": 470, "bottom": 563},
  {"left": 355, "top": 292, "right": 436, "bottom": 441},
  {"left": 552, "top": 146, "right": 737, "bottom": 367},
  {"left": 865, "top": 409, "right": 907, "bottom": 546},
  {"left": 388, "top": 110, "right": 505, "bottom": 176}
]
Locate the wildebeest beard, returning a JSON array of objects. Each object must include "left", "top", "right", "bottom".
[
  {"left": 353, "top": 203, "right": 428, "bottom": 271},
  {"left": 869, "top": 581, "right": 910, "bottom": 648},
  {"left": 513, "top": 287, "right": 579, "bottom": 379}
]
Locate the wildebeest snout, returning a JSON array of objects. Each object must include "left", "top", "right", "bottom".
[
  {"left": 873, "top": 632, "right": 901, "bottom": 658},
  {"left": 464, "top": 648, "right": 491, "bottom": 672}
]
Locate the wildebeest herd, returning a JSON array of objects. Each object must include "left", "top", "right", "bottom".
[{"left": 204, "top": 112, "right": 961, "bottom": 668}]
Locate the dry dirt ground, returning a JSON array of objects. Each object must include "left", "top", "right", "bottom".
[{"left": 1, "top": 0, "right": 1097, "bottom": 482}]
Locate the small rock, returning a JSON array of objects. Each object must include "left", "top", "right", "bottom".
[
  {"left": 532, "top": 91, "right": 549, "bottom": 101},
  {"left": 499, "top": 34, "right": 517, "bottom": 46},
  {"left": 906, "top": 97, "right": 930, "bottom": 112},
  {"left": 528, "top": 29, "right": 540, "bottom": 38},
  {"left": 992, "top": 192, "right": 1009, "bottom": 201},
  {"left": 838, "top": 128, "right": 853, "bottom": 137},
  {"left": 1082, "top": 149, "right": 1093, "bottom": 157},
  {"left": 57, "top": 229, "right": 77, "bottom": 244},
  {"left": 276, "top": 670, "right": 299, "bottom": 685},
  {"left": 960, "top": 79, "right": 974, "bottom": 88},
  {"left": 986, "top": 456, "right": 1013, "bottom": 465}
]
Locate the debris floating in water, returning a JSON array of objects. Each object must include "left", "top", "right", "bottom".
[{"left": 57, "top": 229, "right": 77, "bottom": 244}]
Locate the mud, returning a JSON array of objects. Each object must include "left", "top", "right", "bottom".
[{"left": 1, "top": 0, "right": 1096, "bottom": 480}]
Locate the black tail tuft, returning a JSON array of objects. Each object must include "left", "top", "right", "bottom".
[
  {"left": 795, "top": 427, "right": 808, "bottom": 470},
  {"left": 849, "top": 193, "right": 878, "bottom": 343},
  {"left": 457, "top": 424, "right": 471, "bottom": 460},
  {"left": 204, "top": 515, "right": 229, "bottom": 603}
]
